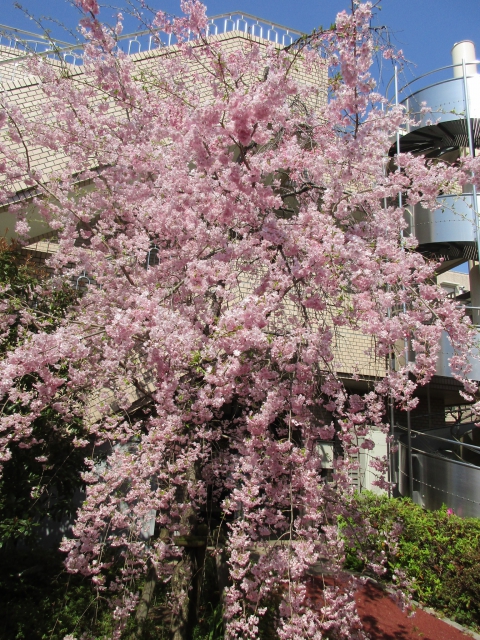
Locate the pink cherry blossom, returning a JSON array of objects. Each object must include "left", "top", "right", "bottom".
[{"left": 0, "top": 2, "right": 477, "bottom": 638}]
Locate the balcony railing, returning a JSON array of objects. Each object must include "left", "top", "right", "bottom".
[{"left": 0, "top": 13, "right": 304, "bottom": 82}]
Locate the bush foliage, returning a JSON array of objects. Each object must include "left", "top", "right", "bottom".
[{"left": 344, "top": 493, "right": 480, "bottom": 631}]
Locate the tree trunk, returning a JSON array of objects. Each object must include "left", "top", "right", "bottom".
[
  {"left": 171, "top": 543, "right": 206, "bottom": 640},
  {"left": 170, "top": 459, "right": 207, "bottom": 640},
  {"left": 215, "top": 546, "right": 229, "bottom": 607},
  {"left": 189, "top": 544, "right": 207, "bottom": 631},
  {"left": 132, "top": 563, "right": 158, "bottom": 639},
  {"left": 171, "top": 550, "right": 194, "bottom": 640}
]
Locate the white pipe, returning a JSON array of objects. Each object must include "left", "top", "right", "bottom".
[{"left": 452, "top": 40, "right": 477, "bottom": 78}]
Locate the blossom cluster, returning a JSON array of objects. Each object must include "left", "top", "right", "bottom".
[{"left": 0, "top": 1, "right": 477, "bottom": 638}]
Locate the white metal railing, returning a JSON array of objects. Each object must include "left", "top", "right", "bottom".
[
  {"left": 0, "top": 12, "right": 303, "bottom": 82},
  {"left": 115, "top": 12, "right": 303, "bottom": 53},
  {"left": 204, "top": 13, "right": 302, "bottom": 46},
  {"left": 0, "top": 24, "right": 84, "bottom": 82},
  {"left": 0, "top": 22, "right": 72, "bottom": 51}
]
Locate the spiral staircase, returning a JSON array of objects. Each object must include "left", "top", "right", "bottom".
[
  {"left": 389, "top": 41, "right": 480, "bottom": 381},
  {"left": 388, "top": 42, "right": 480, "bottom": 517},
  {"left": 391, "top": 41, "right": 480, "bottom": 270}
]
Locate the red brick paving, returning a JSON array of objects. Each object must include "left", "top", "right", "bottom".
[
  {"left": 356, "top": 580, "right": 472, "bottom": 640},
  {"left": 307, "top": 574, "right": 474, "bottom": 640}
]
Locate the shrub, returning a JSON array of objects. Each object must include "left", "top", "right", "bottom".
[{"left": 343, "top": 493, "right": 480, "bottom": 630}]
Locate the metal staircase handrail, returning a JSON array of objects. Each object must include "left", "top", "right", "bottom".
[
  {"left": 400, "top": 440, "right": 480, "bottom": 472},
  {"left": 397, "top": 424, "right": 480, "bottom": 454},
  {"left": 386, "top": 60, "right": 480, "bottom": 102}
]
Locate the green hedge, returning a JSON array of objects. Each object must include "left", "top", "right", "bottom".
[{"left": 343, "top": 493, "right": 480, "bottom": 631}]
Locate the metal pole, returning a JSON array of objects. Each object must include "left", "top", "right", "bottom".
[
  {"left": 384, "top": 157, "right": 395, "bottom": 494},
  {"left": 389, "top": 361, "right": 395, "bottom": 497},
  {"left": 406, "top": 403, "right": 414, "bottom": 497},
  {"left": 462, "top": 58, "right": 480, "bottom": 268},
  {"left": 395, "top": 66, "right": 414, "bottom": 498},
  {"left": 387, "top": 300, "right": 395, "bottom": 497},
  {"left": 394, "top": 66, "right": 401, "bottom": 156},
  {"left": 427, "top": 384, "right": 432, "bottom": 430}
]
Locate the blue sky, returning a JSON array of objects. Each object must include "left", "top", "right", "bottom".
[{"left": 2, "top": 0, "right": 479, "bottom": 83}]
